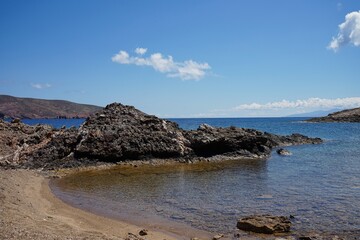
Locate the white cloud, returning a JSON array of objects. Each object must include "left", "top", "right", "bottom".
[
  {"left": 31, "top": 83, "right": 51, "bottom": 89},
  {"left": 168, "top": 60, "right": 211, "bottom": 80},
  {"left": 135, "top": 47, "right": 147, "bottom": 55},
  {"left": 200, "top": 97, "right": 360, "bottom": 117},
  {"left": 149, "top": 53, "right": 175, "bottom": 72},
  {"left": 112, "top": 48, "right": 210, "bottom": 80},
  {"left": 328, "top": 10, "right": 360, "bottom": 51},
  {"left": 111, "top": 50, "right": 130, "bottom": 64},
  {"left": 234, "top": 97, "right": 360, "bottom": 110}
]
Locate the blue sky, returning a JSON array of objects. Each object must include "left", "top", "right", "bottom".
[{"left": 1, "top": 0, "right": 359, "bottom": 117}]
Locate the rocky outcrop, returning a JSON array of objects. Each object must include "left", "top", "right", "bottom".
[
  {"left": 0, "top": 119, "right": 54, "bottom": 168},
  {"left": 1, "top": 103, "right": 323, "bottom": 170},
  {"left": 185, "top": 124, "right": 321, "bottom": 159},
  {"left": 74, "top": 103, "right": 192, "bottom": 161},
  {"left": 0, "top": 120, "right": 94, "bottom": 170},
  {"left": 185, "top": 124, "right": 274, "bottom": 158},
  {"left": 307, "top": 107, "right": 360, "bottom": 122},
  {"left": 22, "top": 127, "right": 82, "bottom": 169},
  {"left": 276, "top": 148, "right": 292, "bottom": 156},
  {"left": 237, "top": 215, "right": 291, "bottom": 234}
]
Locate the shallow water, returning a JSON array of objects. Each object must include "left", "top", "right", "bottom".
[{"left": 51, "top": 118, "right": 360, "bottom": 235}]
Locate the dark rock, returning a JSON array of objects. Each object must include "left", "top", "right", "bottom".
[
  {"left": 74, "top": 103, "right": 192, "bottom": 161},
  {"left": 22, "top": 127, "right": 81, "bottom": 170},
  {"left": 125, "top": 233, "right": 144, "bottom": 240},
  {"left": 185, "top": 126, "right": 275, "bottom": 158},
  {"left": 237, "top": 215, "right": 291, "bottom": 234},
  {"left": 11, "top": 118, "right": 21, "bottom": 124},
  {"left": 185, "top": 125, "right": 321, "bottom": 159},
  {"left": 138, "top": 229, "right": 148, "bottom": 236},
  {"left": 277, "top": 148, "right": 292, "bottom": 156},
  {"left": 298, "top": 237, "right": 312, "bottom": 240},
  {"left": 307, "top": 107, "right": 360, "bottom": 123},
  {"left": 284, "top": 133, "right": 322, "bottom": 145},
  {"left": 0, "top": 103, "right": 323, "bottom": 170}
]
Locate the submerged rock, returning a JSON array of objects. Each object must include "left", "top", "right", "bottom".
[
  {"left": 277, "top": 148, "right": 292, "bottom": 156},
  {"left": 237, "top": 215, "right": 291, "bottom": 234}
]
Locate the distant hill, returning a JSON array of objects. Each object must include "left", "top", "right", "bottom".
[
  {"left": 286, "top": 109, "right": 342, "bottom": 117},
  {"left": 307, "top": 107, "right": 360, "bottom": 122},
  {"left": 0, "top": 95, "right": 102, "bottom": 119}
]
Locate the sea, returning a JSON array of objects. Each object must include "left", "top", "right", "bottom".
[{"left": 26, "top": 118, "right": 360, "bottom": 236}]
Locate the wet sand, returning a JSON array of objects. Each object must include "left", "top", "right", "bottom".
[{"left": 0, "top": 169, "right": 213, "bottom": 240}]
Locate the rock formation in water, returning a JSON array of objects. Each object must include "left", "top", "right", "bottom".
[
  {"left": 307, "top": 107, "right": 360, "bottom": 122},
  {"left": 185, "top": 124, "right": 320, "bottom": 159},
  {"left": 276, "top": 148, "right": 292, "bottom": 156},
  {"left": 0, "top": 103, "right": 322, "bottom": 170},
  {"left": 237, "top": 215, "right": 291, "bottom": 234},
  {"left": 75, "top": 103, "right": 192, "bottom": 161}
]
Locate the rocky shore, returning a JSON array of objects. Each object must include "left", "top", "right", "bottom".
[
  {"left": 3, "top": 102, "right": 360, "bottom": 240},
  {"left": 307, "top": 107, "right": 360, "bottom": 123},
  {"left": 1, "top": 102, "right": 322, "bottom": 170}
]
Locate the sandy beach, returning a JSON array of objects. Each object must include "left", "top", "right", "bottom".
[{"left": 0, "top": 169, "right": 213, "bottom": 240}]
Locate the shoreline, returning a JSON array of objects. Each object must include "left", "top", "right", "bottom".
[
  {"left": 48, "top": 161, "right": 360, "bottom": 240},
  {"left": 2, "top": 165, "right": 359, "bottom": 240},
  {"left": 0, "top": 168, "right": 213, "bottom": 240}
]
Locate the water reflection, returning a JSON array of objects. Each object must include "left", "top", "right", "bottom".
[
  {"left": 53, "top": 159, "right": 269, "bottom": 233},
  {"left": 52, "top": 119, "right": 360, "bottom": 236}
]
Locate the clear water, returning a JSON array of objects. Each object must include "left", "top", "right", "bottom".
[
  {"left": 21, "top": 118, "right": 85, "bottom": 129},
  {"left": 51, "top": 118, "right": 360, "bottom": 235}
]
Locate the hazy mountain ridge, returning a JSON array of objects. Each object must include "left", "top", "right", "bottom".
[
  {"left": 286, "top": 109, "right": 342, "bottom": 117},
  {"left": 0, "top": 95, "right": 102, "bottom": 119},
  {"left": 307, "top": 107, "right": 360, "bottom": 122}
]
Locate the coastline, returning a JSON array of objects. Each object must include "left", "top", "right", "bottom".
[
  {"left": 0, "top": 169, "right": 212, "bottom": 240},
  {"left": 1, "top": 163, "right": 359, "bottom": 240},
  {"left": 1, "top": 110, "right": 358, "bottom": 240}
]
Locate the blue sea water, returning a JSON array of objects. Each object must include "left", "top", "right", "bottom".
[
  {"left": 21, "top": 118, "right": 86, "bottom": 129},
  {"left": 50, "top": 118, "right": 360, "bottom": 236}
]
